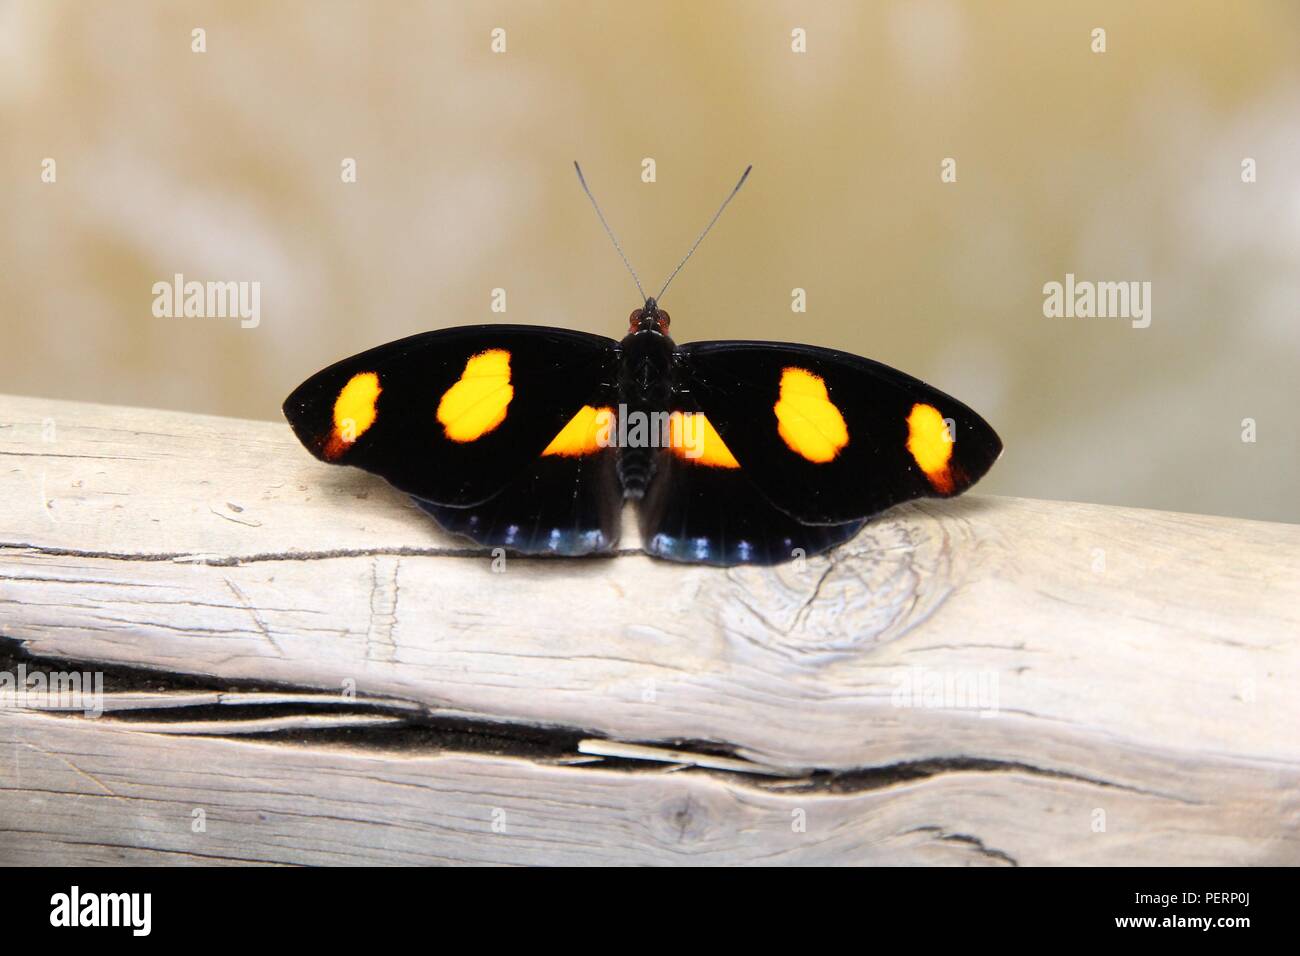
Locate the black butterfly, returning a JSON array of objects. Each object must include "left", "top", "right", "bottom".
[{"left": 283, "top": 166, "right": 1002, "bottom": 566}]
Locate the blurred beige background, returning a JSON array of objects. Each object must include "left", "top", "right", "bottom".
[{"left": 2, "top": 0, "right": 1297, "bottom": 522}]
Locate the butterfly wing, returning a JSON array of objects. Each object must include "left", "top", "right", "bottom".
[
  {"left": 283, "top": 325, "right": 619, "bottom": 507},
  {"left": 412, "top": 403, "right": 624, "bottom": 556},
  {"left": 635, "top": 394, "right": 865, "bottom": 566},
  {"left": 677, "top": 340, "right": 1002, "bottom": 525}
]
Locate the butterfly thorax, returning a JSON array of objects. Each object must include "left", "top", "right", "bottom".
[{"left": 615, "top": 324, "right": 676, "bottom": 499}]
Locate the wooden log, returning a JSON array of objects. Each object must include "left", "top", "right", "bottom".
[{"left": 1, "top": 393, "right": 1297, "bottom": 865}]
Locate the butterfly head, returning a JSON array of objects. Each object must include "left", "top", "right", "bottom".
[{"left": 629, "top": 297, "right": 671, "bottom": 335}]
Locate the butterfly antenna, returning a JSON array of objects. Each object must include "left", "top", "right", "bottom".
[
  {"left": 656, "top": 164, "right": 752, "bottom": 303},
  {"left": 574, "top": 161, "right": 647, "bottom": 303}
]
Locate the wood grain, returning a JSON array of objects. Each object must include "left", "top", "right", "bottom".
[{"left": 1, "top": 393, "right": 1297, "bottom": 865}]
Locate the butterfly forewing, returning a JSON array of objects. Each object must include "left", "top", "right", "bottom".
[
  {"left": 678, "top": 341, "right": 1003, "bottom": 525},
  {"left": 282, "top": 325, "right": 618, "bottom": 507}
]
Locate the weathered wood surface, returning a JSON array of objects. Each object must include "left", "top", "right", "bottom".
[{"left": 1, "top": 393, "right": 1297, "bottom": 865}]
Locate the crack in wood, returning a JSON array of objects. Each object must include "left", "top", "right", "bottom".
[
  {"left": 906, "top": 825, "right": 1019, "bottom": 866},
  {"left": 1, "top": 541, "right": 643, "bottom": 566},
  {"left": 0, "top": 636, "right": 1178, "bottom": 802},
  {"left": 20, "top": 742, "right": 120, "bottom": 797},
  {"left": 224, "top": 578, "right": 286, "bottom": 657},
  {"left": 365, "top": 558, "right": 400, "bottom": 663}
]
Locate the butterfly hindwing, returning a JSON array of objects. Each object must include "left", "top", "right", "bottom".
[
  {"left": 637, "top": 422, "right": 865, "bottom": 566},
  {"left": 283, "top": 325, "right": 618, "bottom": 507},
  {"left": 678, "top": 341, "right": 1003, "bottom": 525},
  {"left": 412, "top": 404, "right": 623, "bottom": 556}
]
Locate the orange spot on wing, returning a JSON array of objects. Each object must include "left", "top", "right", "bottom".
[
  {"left": 669, "top": 412, "right": 739, "bottom": 468},
  {"left": 436, "top": 349, "right": 514, "bottom": 443},
  {"left": 324, "top": 371, "right": 381, "bottom": 460},
  {"left": 773, "top": 368, "right": 848, "bottom": 463},
  {"left": 906, "top": 402, "right": 956, "bottom": 493},
  {"left": 542, "top": 405, "right": 613, "bottom": 457}
]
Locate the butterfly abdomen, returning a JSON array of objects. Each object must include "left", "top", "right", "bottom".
[{"left": 615, "top": 330, "right": 675, "bottom": 499}]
